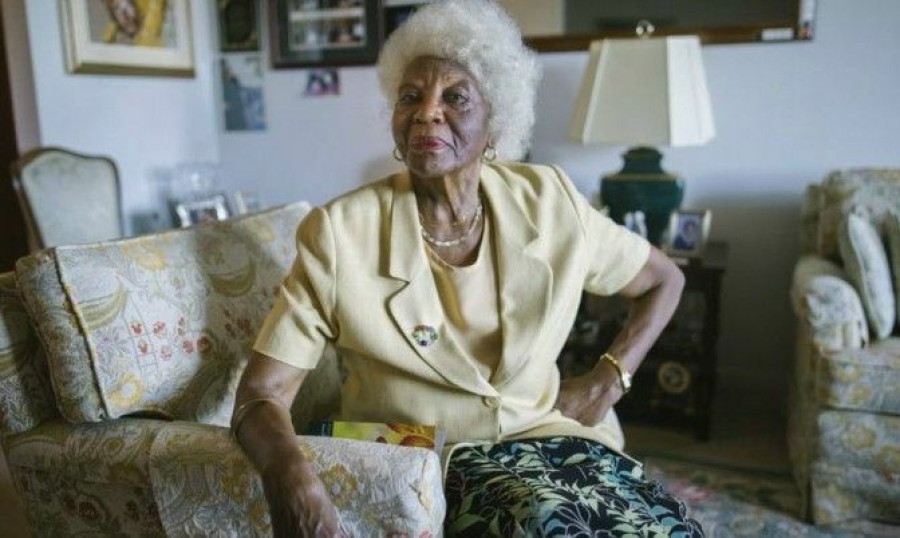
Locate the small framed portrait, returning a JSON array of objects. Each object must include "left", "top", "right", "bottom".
[
  {"left": 269, "top": 0, "right": 382, "bottom": 68},
  {"left": 665, "top": 209, "right": 712, "bottom": 257},
  {"left": 174, "top": 195, "right": 230, "bottom": 228}
]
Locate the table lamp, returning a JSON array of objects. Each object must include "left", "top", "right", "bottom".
[{"left": 569, "top": 28, "right": 715, "bottom": 244}]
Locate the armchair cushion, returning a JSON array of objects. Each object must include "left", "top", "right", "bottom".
[
  {"left": 15, "top": 203, "right": 310, "bottom": 425},
  {"left": 0, "top": 271, "right": 56, "bottom": 435},
  {"left": 839, "top": 214, "right": 895, "bottom": 339}
]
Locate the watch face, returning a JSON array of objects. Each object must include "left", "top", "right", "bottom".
[{"left": 657, "top": 360, "right": 691, "bottom": 395}]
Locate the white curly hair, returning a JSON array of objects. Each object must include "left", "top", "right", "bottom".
[{"left": 377, "top": 0, "right": 542, "bottom": 160}]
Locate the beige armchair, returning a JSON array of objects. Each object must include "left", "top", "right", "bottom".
[
  {"left": 11, "top": 147, "right": 124, "bottom": 250},
  {"left": 0, "top": 202, "right": 444, "bottom": 536},
  {"left": 789, "top": 169, "right": 900, "bottom": 527}
]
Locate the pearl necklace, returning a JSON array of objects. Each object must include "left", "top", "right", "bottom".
[{"left": 418, "top": 202, "right": 483, "bottom": 247}]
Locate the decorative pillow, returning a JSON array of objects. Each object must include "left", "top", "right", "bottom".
[
  {"left": 16, "top": 202, "right": 311, "bottom": 425},
  {"left": 838, "top": 213, "right": 895, "bottom": 339},
  {"left": 817, "top": 169, "right": 900, "bottom": 259},
  {"left": 886, "top": 212, "right": 900, "bottom": 325}
]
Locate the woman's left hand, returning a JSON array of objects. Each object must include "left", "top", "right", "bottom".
[{"left": 555, "top": 361, "right": 624, "bottom": 426}]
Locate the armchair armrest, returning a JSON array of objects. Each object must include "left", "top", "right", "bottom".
[
  {"left": 0, "top": 271, "right": 57, "bottom": 436},
  {"left": 791, "top": 255, "right": 869, "bottom": 351},
  {"left": 150, "top": 422, "right": 445, "bottom": 537}
]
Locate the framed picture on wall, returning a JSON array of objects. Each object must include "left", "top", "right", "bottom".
[
  {"left": 60, "top": 0, "right": 194, "bottom": 76},
  {"left": 384, "top": 1, "right": 424, "bottom": 39},
  {"left": 664, "top": 209, "right": 712, "bottom": 258},
  {"left": 269, "top": 0, "right": 383, "bottom": 68},
  {"left": 173, "top": 195, "right": 230, "bottom": 228},
  {"left": 217, "top": 0, "right": 260, "bottom": 52}
]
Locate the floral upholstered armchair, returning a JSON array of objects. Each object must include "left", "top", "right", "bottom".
[
  {"left": 789, "top": 169, "right": 900, "bottom": 527},
  {"left": 0, "top": 202, "right": 444, "bottom": 537}
]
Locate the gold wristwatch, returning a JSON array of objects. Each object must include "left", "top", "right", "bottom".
[{"left": 600, "top": 353, "right": 632, "bottom": 393}]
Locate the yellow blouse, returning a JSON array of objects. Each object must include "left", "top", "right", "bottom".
[
  {"left": 253, "top": 163, "right": 651, "bottom": 461},
  {"left": 426, "top": 210, "right": 502, "bottom": 382}
]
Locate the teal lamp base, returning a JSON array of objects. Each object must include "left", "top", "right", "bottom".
[{"left": 600, "top": 146, "right": 684, "bottom": 245}]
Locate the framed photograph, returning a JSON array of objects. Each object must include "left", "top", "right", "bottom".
[
  {"left": 60, "top": 0, "right": 195, "bottom": 76},
  {"left": 665, "top": 209, "right": 712, "bottom": 258},
  {"left": 384, "top": 2, "right": 424, "bottom": 39},
  {"left": 217, "top": 0, "right": 260, "bottom": 52},
  {"left": 269, "top": 0, "right": 383, "bottom": 68},
  {"left": 221, "top": 55, "right": 267, "bottom": 130},
  {"left": 174, "top": 195, "right": 230, "bottom": 228},
  {"left": 231, "top": 190, "right": 262, "bottom": 215},
  {"left": 304, "top": 68, "right": 340, "bottom": 96}
]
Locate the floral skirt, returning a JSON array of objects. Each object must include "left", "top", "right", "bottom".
[{"left": 444, "top": 437, "right": 704, "bottom": 537}]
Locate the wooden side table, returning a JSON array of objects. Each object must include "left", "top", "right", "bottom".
[{"left": 559, "top": 241, "right": 729, "bottom": 440}]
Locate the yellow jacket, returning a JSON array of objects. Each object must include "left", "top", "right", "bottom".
[{"left": 254, "top": 162, "right": 650, "bottom": 456}]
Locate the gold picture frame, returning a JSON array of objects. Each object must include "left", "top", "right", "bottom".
[{"left": 60, "top": 0, "right": 195, "bottom": 77}]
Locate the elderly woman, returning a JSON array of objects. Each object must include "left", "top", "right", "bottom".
[{"left": 232, "top": 1, "right": 701, "bottom": 536}]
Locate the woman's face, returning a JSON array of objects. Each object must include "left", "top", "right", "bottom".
[{"left": 391, "top": 56, "right": 491, "bottom": 179}]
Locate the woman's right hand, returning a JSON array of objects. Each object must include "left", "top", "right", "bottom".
[{"left": 261, "top": 454, "right": 346, "bottom": 538}]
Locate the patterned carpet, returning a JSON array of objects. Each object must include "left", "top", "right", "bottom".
[{"left": 643, "top": 458, "right": 897, "bottom": 537}]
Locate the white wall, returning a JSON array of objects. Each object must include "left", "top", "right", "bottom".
[
  {"left": 21, "top": 0, "right": 900, "bottom": 408},
  {"left": 217, "top": 0, "right": 900, "bottom": 406},
  {"left": 2, "top": 0, "right": 40, "bottom": 151},
  {"left": 25, "top": 0, "right": 220, "bottom": 234}
]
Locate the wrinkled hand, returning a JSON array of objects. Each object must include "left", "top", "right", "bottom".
[
  {"left": 556, "top": 362, "right": 624, "bottom": 426},
  {"left": 261, "top": 455, "right": 347, "bottom": 538}
]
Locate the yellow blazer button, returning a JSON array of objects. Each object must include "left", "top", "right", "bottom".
[{"left": 482, "top": 396, "right": 500, "bottom": 409}]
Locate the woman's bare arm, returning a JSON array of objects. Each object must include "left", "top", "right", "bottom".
[
  {"left": 557, "top": 247, "right": 685, "bottom": 426},
  {"left": 606, "top": 247, "right": 686, "bottom": 376},
  {"left": 233, "top": 352, "right": 309, "bottom": 468},
  {"left": 233, "top": 352, "right": 345, "bottom": 537}
]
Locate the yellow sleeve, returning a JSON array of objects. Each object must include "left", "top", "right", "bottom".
[
  {"left": 551, "top": 165, "right": 651, "bottom": 296},
  {"left": 253, "top": 207, "right": 338, "bottom": 369}
]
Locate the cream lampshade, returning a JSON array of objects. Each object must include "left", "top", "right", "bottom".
[{"left": 570, "top": 34, "right": 715, "bottom": 244}]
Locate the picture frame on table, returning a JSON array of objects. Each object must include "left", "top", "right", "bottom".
[
  {"left": 269, "top": 0, "right": 383, "bottom": 68},
  {"left": 173, "top": 195, "right": 231, "bottom": 228},
  {"left": 217, "top": 0, "right": 260, "bottom": 52},
  {"left": 231, "top": 190, "right": 262, "bottom": 215},
  {"left": 60, "top": 0, "right": 195, "bottom": 76},
  {"left": 664, "top": 209, "right": 712, "bottom": 258}
]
